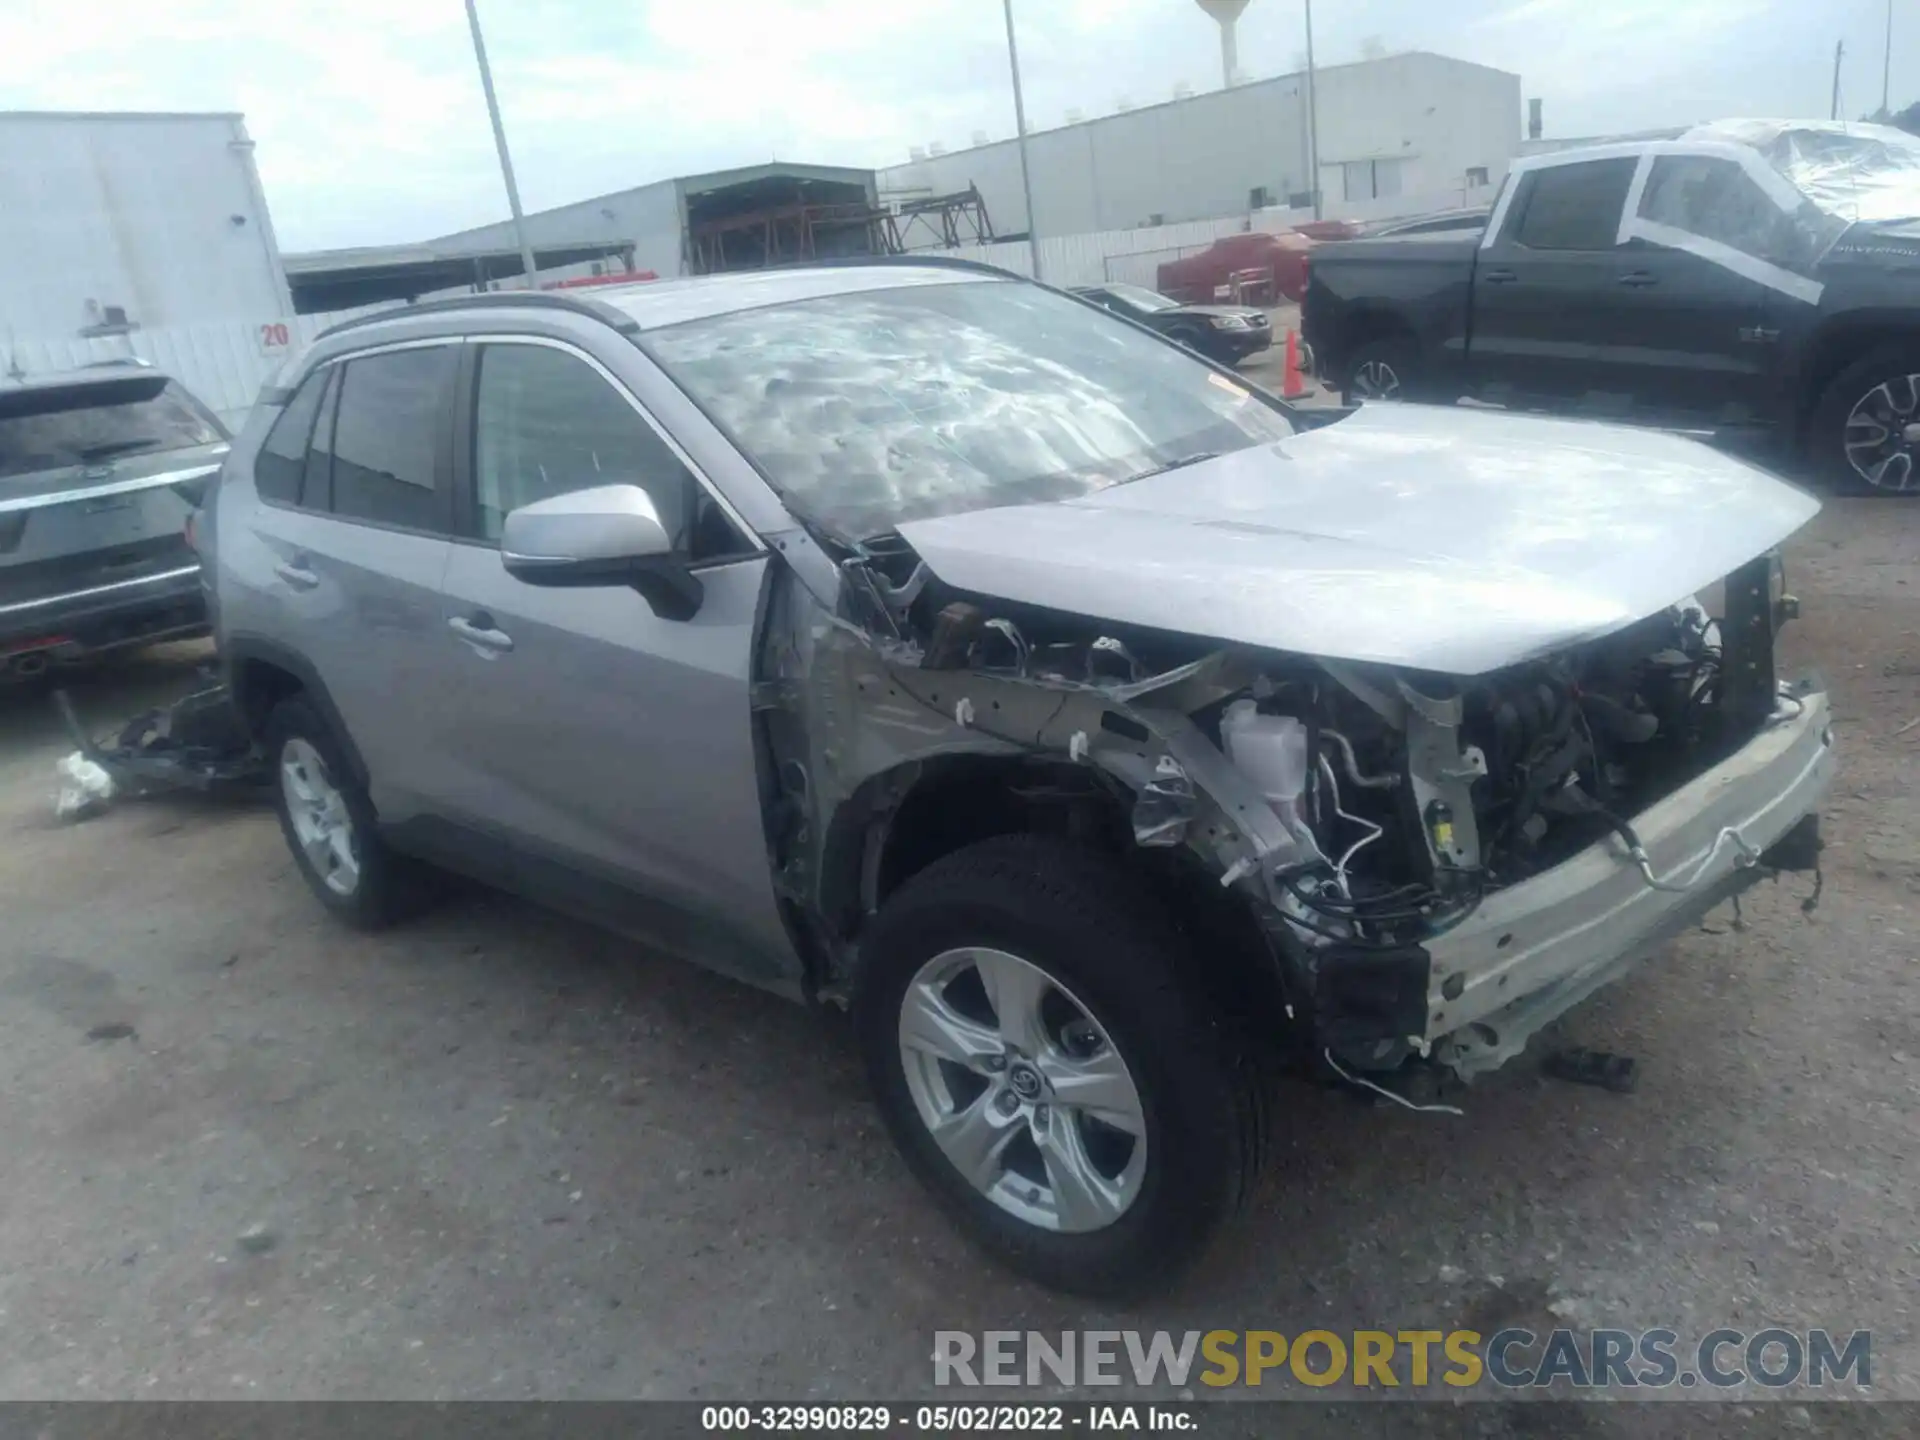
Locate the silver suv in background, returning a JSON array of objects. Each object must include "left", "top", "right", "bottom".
[
  {"left": 210, "top": 262, "right": 1833, "bottom": 1296},
  {"left": 1, "top": 362, "right": 225, "bottom": 678}
]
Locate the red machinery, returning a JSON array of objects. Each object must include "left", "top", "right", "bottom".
[{"left": 1156, "top": 230, "right": 1316, "bottom": 305}]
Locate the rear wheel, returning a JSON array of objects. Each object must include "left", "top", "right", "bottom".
[
  {"left": 266, "top": 695, "right": 424, "bottom": 929},
  {"left": 1810, "top": 346, "right": 1920, "bottom": 495},
  {"left": 1343, "top": 336, "right": 1420, "bottom": 403},
  {"left": 854, "top": 835, "right": 1254, "bottom": 1297}
]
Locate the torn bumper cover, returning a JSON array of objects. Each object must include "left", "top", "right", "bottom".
[
  {"left": 53, "top": 681, "right": 267, "bottom": 812},
  {"left": 1416, "top": 679, "right": 1835, "bottom": 1078}
]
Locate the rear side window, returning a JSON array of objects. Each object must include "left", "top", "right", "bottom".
[
  {"left": 255, "top": 369, "right": 329, "bottom": 504},
  {"left": 0, "top": 374, "right": 226, "bottom": 483},
  {"left": 1513, "top": 159, "right": 1636, "bottom": 250},
  {"left": 328, "top": 348, "right": 454, "bottom": 532}
]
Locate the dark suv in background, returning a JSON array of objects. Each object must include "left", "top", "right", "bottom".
[{"left": 0, "top": 361, "right": 226, "bottom": 678}]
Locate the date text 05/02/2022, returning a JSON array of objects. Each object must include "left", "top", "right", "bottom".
[{"left": 700, "top": 1404, "right": 1193, "bottom": 1431}]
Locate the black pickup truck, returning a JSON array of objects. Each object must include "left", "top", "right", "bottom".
[{"left": 1302, "top": 119, "right": 1920, "bottom": 493}]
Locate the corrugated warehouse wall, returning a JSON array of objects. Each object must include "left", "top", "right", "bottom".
[
  {"left": 0, "top": 112, "right": 292, "bottom": 336},
  {"left": 879, "top": 51, "right": 1520, "bottom": 239}
]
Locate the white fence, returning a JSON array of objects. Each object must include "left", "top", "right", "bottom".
[
  {"left": 4, "top": 187, "right": 1477, "bottom": 433},
  {"left": 926, "top": 186, "right": 1477, "bottom": 288},
  {"left": 5, "top": 305, "right": 391, "bottom": 430}
]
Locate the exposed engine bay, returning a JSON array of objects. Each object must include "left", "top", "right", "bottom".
[{"left": 759, "top": 526, "right": 1828, "bottom": 1087}]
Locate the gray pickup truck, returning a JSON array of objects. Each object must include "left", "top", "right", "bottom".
[{"left": 1303, "top": 118, "right": 1920, "bottom": 493}]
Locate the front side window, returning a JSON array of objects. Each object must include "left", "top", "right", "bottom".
[
  {"left": 327, "top": 347, "right": 454, "bottom": 532},
  {"left": 1514, "top": 158, "right": 1636, "bottom": 250},
  {"left": 1638, "top": 154, "right": 1836, "bottom": 274},
  {"left": 644, "top": 279, "right": 1296, "bottom": 541},
  {"left": 470, "top": 344, "right": 747, "bottom": 559},
  {"left": 0, "top": 375, "right": 225, "bottom": 483}
]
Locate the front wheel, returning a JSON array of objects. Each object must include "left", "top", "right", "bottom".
[
  {"left": 1342, "top": 337, "right": 1420, "bottom": 404},
  {"left": 854, "top": 836, "right": 1254, "bottom": 1297},
  {"left": 1809, "top": 347, "right": 1920, "bottom": 494}
]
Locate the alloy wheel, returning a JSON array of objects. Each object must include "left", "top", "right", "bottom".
[
  {"left": 280, "top": 737, "right": 361, "bottom": 897},
  {"left": 1843, "top": 374, "right": 1920, "bottom": 492},
  {"left": 1350, "top": 359, "right": 1403, "bottom": 401},
  {"left": 896, "top": 947, "right": 1148, "bottom": 1233}
]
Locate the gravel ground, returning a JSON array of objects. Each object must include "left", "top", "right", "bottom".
[{"left": 0, "top": 491, "right": 1914, "bottom": 1411}]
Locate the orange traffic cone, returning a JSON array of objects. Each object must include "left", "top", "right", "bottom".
[{"left": 1282, "top": 329, "right": 1306, "bottom": 398}]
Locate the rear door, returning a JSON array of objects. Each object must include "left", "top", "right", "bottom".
[
  {"left": 1470, "top": 156, "right": 1638, "bottom": 404},
  {"left": 434, "top": 336, "right": 788, "bottom": 987},
  {"left": 242, "top": 343, "right": 464, "bottom": 823}
]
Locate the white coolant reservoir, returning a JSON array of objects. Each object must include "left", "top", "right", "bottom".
[{"left": 1219, "top": 700, "right": 1310, "bottom": 822}]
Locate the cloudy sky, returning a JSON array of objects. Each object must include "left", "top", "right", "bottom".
[{"left": 0, "top": 0, "right": 1912, "bottom": 252}]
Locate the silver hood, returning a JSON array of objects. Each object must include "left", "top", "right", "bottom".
[{"left": 895, "top": 404, "right": 1820, "bottom": 676}]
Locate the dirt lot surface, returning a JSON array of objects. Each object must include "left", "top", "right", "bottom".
[{"left": 0, "top": 491, "right": 1914, "bottom": 1413}]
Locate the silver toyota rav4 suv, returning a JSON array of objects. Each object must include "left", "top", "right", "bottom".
[{"left": 210, "top": 260, "right": 1834, "bottom": 1296}]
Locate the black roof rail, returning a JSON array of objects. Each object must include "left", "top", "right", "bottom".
[{"left": 313, "top": 288, "right": 642, "bottom": 342}]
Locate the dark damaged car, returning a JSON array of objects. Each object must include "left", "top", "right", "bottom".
[
  {"left": 1071, "top": 282, "right": 1273, "bottom": 364},
  {"left": 1, "top": 362, "right": 226, "bottom": 676},
  {"left": 208, "top": 262, "right": 1835, "bottom": 1296}
]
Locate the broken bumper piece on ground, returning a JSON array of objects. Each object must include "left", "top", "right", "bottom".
[{"left": 51, "top": 680, "right": 267, "bottom": 819}]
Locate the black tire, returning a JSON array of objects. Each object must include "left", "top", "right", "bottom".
[
  {"left": 264, "top": 694, "right": 424, "bottom": 930},
  {"left": 1342, "top": 336, "right": 1420, "bottom": 404},
  {"left": 1807, "top": 345, "right": 1920, "bottom": 496},
  {"left": 1166, "top": 324, "right": 1208, "bottom": 355},
  {"left": 854, "top": 835, "right": 1254, "bottom": 1297}
]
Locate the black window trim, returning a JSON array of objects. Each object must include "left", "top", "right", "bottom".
[
  {"left": 448, "top": 332, "right": 766, "bottom": 568},
  {"left": 257, "top": 337, "right": 462, "bottom": 542}
]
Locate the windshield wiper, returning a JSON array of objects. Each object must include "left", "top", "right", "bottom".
[{"left": 1118, "top": 451, "right": 1221, "bottom": 485}]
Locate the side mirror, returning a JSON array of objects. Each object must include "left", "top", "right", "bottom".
[{"left": 500, "top": 483, "right": 703, "bottom": 620}]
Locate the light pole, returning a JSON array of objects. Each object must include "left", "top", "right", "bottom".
[
  {"left": 465, "top": 0, "right": 540, "bottom": 289},
  {"left": 1001, "top": 0, "right": 1043, "bottom": 280},
  {"left": 1304, "top": 0, "right": 1321, "bottom": 220},
  {"left": 1883, "top": 0, "right": 1894, "bottom": 120}
]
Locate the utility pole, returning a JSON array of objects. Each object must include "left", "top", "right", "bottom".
[
  {"left": 1304, "top": 0, "right": 1322, "bottom": 220},
  {"left": 1002, "top": 0, "right": 1043, "bottom": 280},
  {"left": 1884, "top": 0, "right": 1895, "bottom": 119},
  {"left": 465, "top": 0, "right": 540, "bottom": 290},
  {"left": 1831, "top": 39, "right": 1844, "bottom": 121}
]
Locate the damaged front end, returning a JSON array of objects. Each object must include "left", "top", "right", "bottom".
[{"left": 757, "top": 528, "right": 1834, "bottom": 1088}]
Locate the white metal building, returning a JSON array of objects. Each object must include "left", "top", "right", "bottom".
[
  {"left": 879, "top": 51, "right": 1521, "bottom": 238},
  {"left": 0, "top": 111, "right": 292, "bottom": 338}
]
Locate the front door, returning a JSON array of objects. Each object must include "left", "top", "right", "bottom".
[
  {"left": 1584, "top": 152, "right": 1803, "bottom": 430},
  {"left": 434, "top": 337, "right": 792, "bottom": 987}
]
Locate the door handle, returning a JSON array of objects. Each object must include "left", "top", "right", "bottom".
[
  {"left": 1480, "top": 268, "right": 1518, "bottom": 284},
  {"left": 274, "top": 559, "right": 319, "bottom": 590},
  {"left": 1618, "top": 270, "right": 1659, "bottom": 287},
  {"left": 448, "top": 613, "right": 514, "bottom": 654}
]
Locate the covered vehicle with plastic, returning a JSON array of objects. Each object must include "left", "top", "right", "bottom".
[{"left": 1303, "top": 117, "right": 1920, "bottom": 492}]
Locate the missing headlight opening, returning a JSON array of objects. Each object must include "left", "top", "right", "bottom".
[{"left": 767, "top": 532, "right": 1827, "bottom": 1098}]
